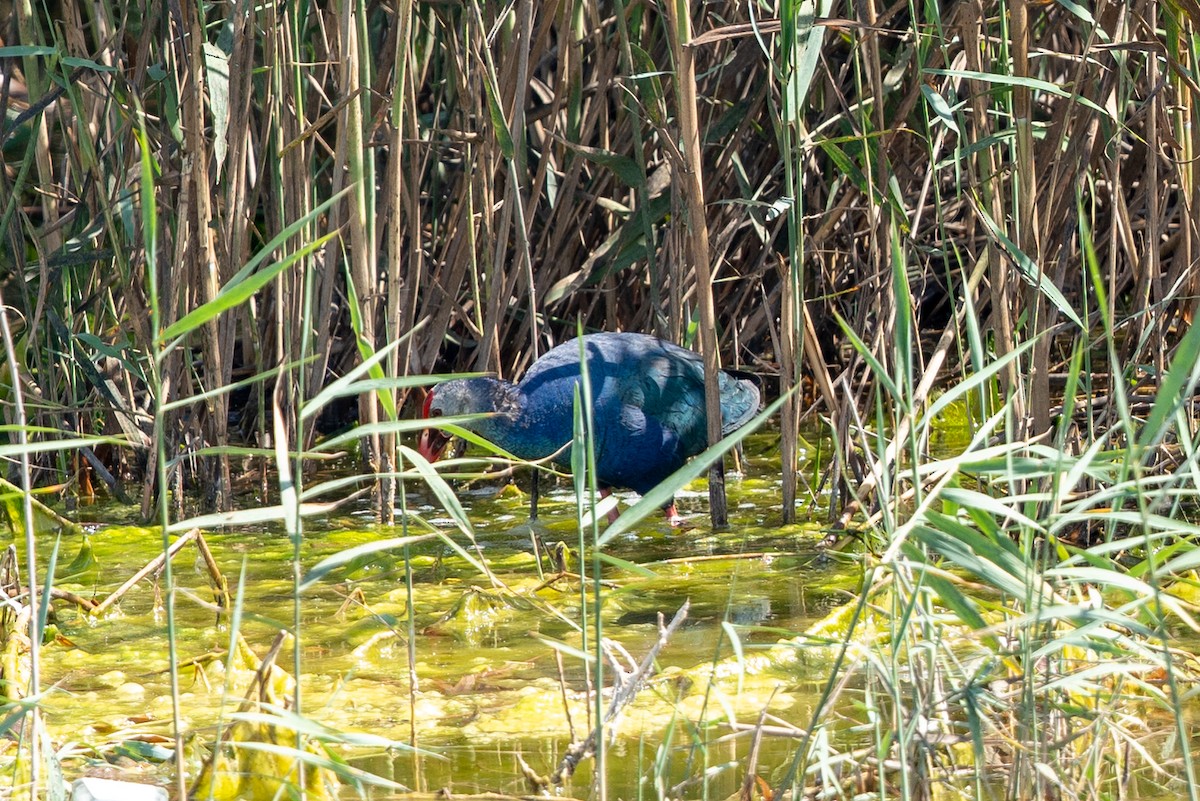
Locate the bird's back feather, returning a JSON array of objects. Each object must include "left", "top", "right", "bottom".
[
  {"left": 517, "top": 333, "right": 760, "bottom": 495},
  {"left": 427, "top": 333, "right": 760, "bottom": 499}
]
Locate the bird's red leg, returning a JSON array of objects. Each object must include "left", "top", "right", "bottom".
[
  {"left": 664, "top": 504, "right": 685, "bottom": 527},
  {"left": 600, "top": 487, "right": 620, "bottom": 523}
]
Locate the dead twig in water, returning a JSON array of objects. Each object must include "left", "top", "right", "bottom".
[
  {"left": 549, "top": 600, "right": 690, "bottom": 787},
  {"left": 90, "top": 528, "right": 228, "bottom": 616},
  {"left": 236, "top": 630, "right": 291, "bottom": 711}
]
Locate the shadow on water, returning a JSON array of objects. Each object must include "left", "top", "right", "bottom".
[{"left": 35, "top": 430, "right": 851, "bottom": 797}]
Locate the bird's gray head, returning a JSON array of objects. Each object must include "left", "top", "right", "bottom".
[
  {"left": 418, "top": 378, "right": 508, "bottom": 461},
  {"left": 423, "top": 378, "right": 505, "bottom": 418}
]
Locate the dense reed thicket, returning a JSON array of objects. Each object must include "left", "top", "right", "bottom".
[
  {"left": 5, "top": 1, "right": 1200, "bottom": 799},
  {"left": 0, "top": 0, "right": 1194, "bottom": 517}
]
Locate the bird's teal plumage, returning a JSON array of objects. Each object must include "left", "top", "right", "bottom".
[{"left": 424, "top": 332, "right": 760, "bottom": 499}]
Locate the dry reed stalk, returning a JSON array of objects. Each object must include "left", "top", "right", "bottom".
[
  {"left": 961, "top": 3, "right": 1021, "bottom": 426},
  {"left": 1141, "top": 2, "right": 1164, "bottom": 381},
  {"left": 665, "top": 0, "right": 726, "bottom": 526},
  {"left": 1010, "top": 0, "right": 1049, "bottom": 437},
  {"left": 179, "top": 0, "right": 230, "bottom": 509},
  {"left": 380, "top": 1, "right": 419, "bottom": 524},
  {"left": 778, "top": 256, "right": 798, "bottom": 523},
  {"left": 336, "top": 0, "right": 381, "bottom": 481}
]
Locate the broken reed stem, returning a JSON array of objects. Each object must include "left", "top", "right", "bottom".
[
  {"left": 89, "top": 528, "right": 227, "bottom": 617},
  {"left": 550, "top": 601, "right": 690, "bottom": 786},
  {"left": 192, "top": 529, "right": 231, "bottom": 609},
  {"left": 739, "top": 694, "right": 778, "bottom": 801}
]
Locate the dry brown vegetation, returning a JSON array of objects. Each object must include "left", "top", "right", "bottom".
[
  {"left": 0, "top": 0, "right": 1196, "bottom": 516},
  {"left": 5, "top": 2, "right": 1200, "bottom": 799}
]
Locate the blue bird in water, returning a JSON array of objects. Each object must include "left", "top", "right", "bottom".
[{"left": 418, "top": 332, "right": 760, "bottom": 525}]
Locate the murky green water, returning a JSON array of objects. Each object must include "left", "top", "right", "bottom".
[{"left": 26, "top": 433, "right": 848, "bottom": 797}]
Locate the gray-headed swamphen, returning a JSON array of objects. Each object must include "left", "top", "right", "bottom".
[{"left": 417, "top": 332, "right": 760, "bottom": 525}]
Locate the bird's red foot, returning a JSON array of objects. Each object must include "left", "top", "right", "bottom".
[
  {"left": 600, "top": 487, "right": 620, "bottom": 523},
  {"left": 664, "top": 504, "right": 688, "bottom": 528}
]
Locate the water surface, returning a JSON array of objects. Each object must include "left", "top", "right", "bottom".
[{"left": 35, "top": 433, "right": 843, "bottom": 797}]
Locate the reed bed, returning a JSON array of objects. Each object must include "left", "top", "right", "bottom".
[
  {"left": 0, "top": 0, "right": 1193, "bottom": 515},
  {"left": 3, "top": 0, "right": 1200, "bottom": 798}
]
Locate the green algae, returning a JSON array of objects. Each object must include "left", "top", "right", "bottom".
[
  {"left": 13, "top": 433, "right": 842, "bottom": 796},
  {"left": 0, "top": 477, "right": 85, "bottom": 537}
]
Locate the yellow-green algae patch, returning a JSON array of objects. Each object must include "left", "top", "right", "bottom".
[{"left": 20, "top": 453, "right": 840, "bottom": 794}]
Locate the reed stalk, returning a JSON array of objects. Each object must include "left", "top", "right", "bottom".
[
  {"left": 135, "top": 114, "right": 188, "bottom": 799},
  {"left": 664, "top": 0, "right": 726, "bottom": 526},
  {"left": 0, "top": 289, "right": 40, "bottom": 800}
]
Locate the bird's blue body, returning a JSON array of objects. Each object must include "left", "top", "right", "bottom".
[{"left": 422, "top": 333, "right": 760, "bottom": 498}]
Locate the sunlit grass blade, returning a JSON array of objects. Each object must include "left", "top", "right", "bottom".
[
  {"left": 910, "top": 520, "right": 1056, "bottom": 602},
  {"left": 166, "top": 502, "right": 346, "bottom": 533},
  {"left": 595, "top": 551, "right": 658, "bottom": 577},
  {"left": 236, "top": 704, "right": 440, "bottom": 754},
  {"left": 300, "top": 534, "right": 437, "bottom": 591},
  {"left": 300, "top": 340, "right": 458, "bottom": 421},
  {"left": 0, "top": 435, "right": 122, "bottom": 459},
  {"left": 160, "top": 356, "right": 316, "bottom": 413},
  {"left": 918, "top": 338, "right": 1037, "bottom": 429},
  {"left": 1135, "top": 311, "right": 1200, "bottom": 451},
  {"left": 160, "top": 231, "right": 338, "bottom": 350},
  {"left": 398, "top": 445, "right": 500, "bottom": 586},
  {"left": 972, "top": 202, "right": 1085, "bottom": 330},
  {"left": 220, "top": 740, "right": 408, "bottom": 791},
  {"left": 924, "top": 67, "right": 1112, "bottom": 118},
  {"left": 312, "top": 415, "right": 514, "bottom": 460}
]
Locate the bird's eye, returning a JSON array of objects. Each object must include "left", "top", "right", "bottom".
[{"left": 429, "top": 409, "right": 443, "bottom": 418}]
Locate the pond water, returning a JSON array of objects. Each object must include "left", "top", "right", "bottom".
[{"left": 27, "top": 432, "right": 850, "bottom": 798}]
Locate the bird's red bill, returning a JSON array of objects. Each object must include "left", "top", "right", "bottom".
[
  {"left": 418, "top": 390, "right": 449, "bottom": 461},
  {"left": 418, "top": 428, "right": 450, "bottom": 462}
]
